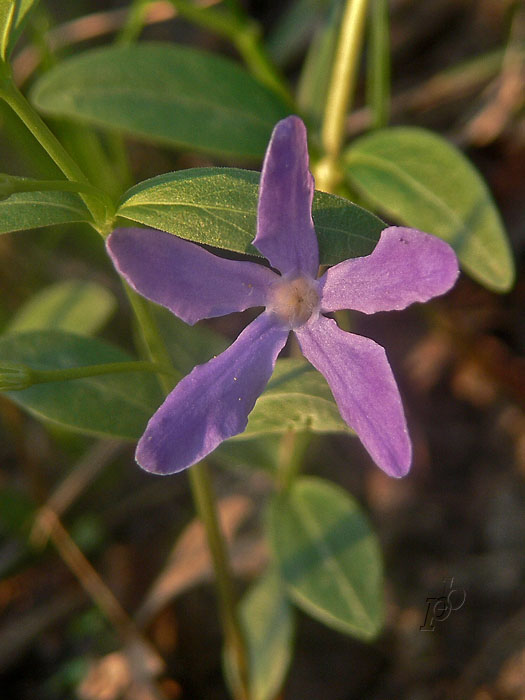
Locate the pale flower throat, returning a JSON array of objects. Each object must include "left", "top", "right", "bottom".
[{"left": 267, "top": 275, "right": 320, "bottom": 329}]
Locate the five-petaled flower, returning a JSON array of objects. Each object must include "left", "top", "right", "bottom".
[{"left": 107, "top": 116, "right": 459, "bottom": 478}]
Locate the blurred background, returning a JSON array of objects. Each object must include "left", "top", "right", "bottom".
[{"left": 0, "top": 1, "right": 524, "bottom": 698}]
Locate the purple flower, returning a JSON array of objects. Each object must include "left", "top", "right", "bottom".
[{"left": 107, "top": 116, "right": 459, "bottom": 477}]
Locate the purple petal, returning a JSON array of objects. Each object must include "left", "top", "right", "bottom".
[
  {"left": 254, "top": 116, "right": 319, "bottom": 277},
  {"left": 136, "top": 313, "right": 289, "bottom": 474},
  {"left": 295, "top": 315, "right": 411, "bottom": 477},
  {"left": 107, "top": 227, "right": 278, "bottom": 325},
  {"left": 320, "top": 227, "right": 459, "bottom": 314}
]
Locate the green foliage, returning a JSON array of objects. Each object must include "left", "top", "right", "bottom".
[
  {"left": 242, "top": 359, "right": 352, "bottom": 438},
  {"left": 30, "top": 43, "right": 290, "bottom": 159},
  {"left": 118, "top": 168, "right": 385, "bottom": 264},
  {"left": 344, "top": 127, "right": 515, "bottom": 291},
  {"left": 268, "top": 477, "right": 384, "bottom": 639},
  {"left": 7, "top": 280, "right": 116, "bottom": 335},
  {"left": 231, "top": 570, "right": 295, "bottom": 700},
  {"left": 150, "top": 305, "right": 228, "bottom": 376},
  {"left": 214, "top": 435, "right": 282, "bottom": 473},
  {"left": 0, "top": 190, "right": 91, "bottom": 234},
  {"left": 5, "top": 0, "right": 38, "bottom": 58},
  {"left": 0, "top": 0, "right": 15, "bottom": 61},
  {"left": 0, "top": 330, "right": 162, "bottom": 439}
]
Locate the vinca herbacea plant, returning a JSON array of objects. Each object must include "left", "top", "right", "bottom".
[
  {"left": 0, "top": 1, "right": 517, "bottom": 699},
  {"left": 107, "top": 116, "right": 458, "bottom": 478}
]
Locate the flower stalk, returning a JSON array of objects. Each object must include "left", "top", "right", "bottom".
[
  {"left": 123, "top": 284, "right": 250, "bottom": 700},
  {"left": 316, "top": 0, "right": 370, "bottom": 193},
  {"left": 0, "top": 78, "right": 111, "bottom": 231}
]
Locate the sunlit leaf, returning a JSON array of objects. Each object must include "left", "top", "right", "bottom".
[
  {"left": 118, "top": 168, "right": 385, "bottom": 264},
  {"left": 240, "top": 358, "right": 352, "bottom": 438},
  {"left": 0, "top": 191, "right": 91, "bottom": 234},
  {"left": 344, "top": 127, "right": 515, "bottom": 291}
]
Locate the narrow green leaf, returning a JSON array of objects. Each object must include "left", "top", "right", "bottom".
[
  {"left": 268, "top": 477, "right": 384, "bottom": 639},
  {"left": 344, "top": 127, "right": 515, "bottom": 291},
  {"left": 0, "top": 0, "right": 15, "bottom": 61},
  {"left": 0, "top": 330, "right": 162, "bottom": 439},
  {"left": 118, "top": 168, "right": 384, "bottom": 264},
  {"left": 7, "top": 280, "right": 116, "bottom": 335},
  {"left": 0, "top": 190, "right": 91, "bottom": 234},
  {"left": 7, "top": 0, "right": 39, "bottom": 57},
  {"left": 226, "top": 570, "right": 294, "bottom": 700},
  {"left": 240, "top": 358, "right": 351, "bottom": 438},
  {"left": 30, "top": 43, "right": 289, "bottom": 159}
]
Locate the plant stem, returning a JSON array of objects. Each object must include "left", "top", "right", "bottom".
[
  {"left": 0, "top": 175, "right": 114, "bottom": 220},
  {"left": 23, "top": 360, "right": 176, "bottom": 386},
  {"left": 0, "top": 77, "right": 109, "bottom": 230},
  {"left": 277, "top": 430, "right": 311, "bottom": 492},
  {"left": 123, "top": 283, "right": 250, "bottom": 700},
  {"left": 367, "top": 0, "right": 390, "bottom": 129},
  {"left": 316, "top": 0, "right": 370, "bottom": 193},
  {"left": 189, "top": 462, "right": 250, "bottom": 698}
]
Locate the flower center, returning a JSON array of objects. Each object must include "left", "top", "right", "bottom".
[{"left": 267, "top": 275, "right": 320, "bottom": 329}]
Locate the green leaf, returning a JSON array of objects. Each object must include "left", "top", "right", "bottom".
[
  {"left": 0, "top": 190, "right": 91, "bottom": 234},
  {"left": 214, "top": 434, "right": 281, "bottom": 473},
  {"left": 0, "top": 0, "right": 15, "bottom": 61},
  {"left": 0, "top": 330, "right": 162, "bottom": 439},
  {"left": 30, "top": 42, "right": 289, "bottom": 159},
  {"left": 7, "top": 0, "right": 39, "bottom": 57},
  {"left": 268, "top": 477, "right": 383, "bottom": 639},
  {"left": 118, "top": 168, "right": 385, "bottom": 264},
  {"left": 225, "top": 570, "right": 294, "bottom": 700},
  {"left": 7, "top": 280, "right": 116, "bottom": 335},
  {"left": 240, "top": 358, "right": 351, "bottom": 438},
  {"left": 344, "top": 127, "right": 515, "bottom": 291}
]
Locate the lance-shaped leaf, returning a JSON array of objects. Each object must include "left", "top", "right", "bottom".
[
  {"left": 0, "top": 330, "right": 163, "bottom": 439},
  {"left": 117, "top": 168, "right": 385, "bottom": 264},
  {"left": 225, "top": 570, "right": 294, "bottom": 700},
  {"left": 0, "top": 191, "right": 91, "bottom": 234},
  {"left": 7, "top": 280, "right": 116, "bottom": 335},
  {"left": 238, "top": 358, "right": 353, "bottom": 438},
  {"left": 344, "top": 127, "right": 515, "bottom": 291},
  {"left": 30, "top": 43, "right": 289, "bottom": 159},
  {"left": 268, "top": 477, "right": 384, "bottom": 639}
]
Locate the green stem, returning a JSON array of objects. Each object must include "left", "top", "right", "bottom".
[
  {"left": 189, "top": 463, "right": 250, "bottom": 699},
  {"left": 124, "top": 285, "right": 177, "bottom": 393},
  {"left": 0, "top": 175, "right": 115, "bottom": 221},
  {"left": 367, "top": 0, "right": 390, "bottom": 129},
  {"left": 316, "top": 0, "right": 370, "bottom": 192},
  {"left": 0, "top": 77, "right": 108, "bottom": 230},
  {"left": 123, "top": 283, "right": 249, "bottom": 700},
  {"left": 28, "top": 361, "right": 175, "bottom": 386},
  {"left": 277, "top": 431, "right": 312, "bottom": 492}
]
